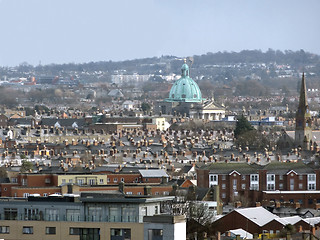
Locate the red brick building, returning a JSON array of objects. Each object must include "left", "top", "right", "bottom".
[{"left": 197, "top": 161, "right": 320, "bottom": 208}]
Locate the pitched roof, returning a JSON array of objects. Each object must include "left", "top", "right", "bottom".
[
  {"left": 235, "top": 207, "right": 278, "bottom": 227},
  {"left": 205, "top": 162, "right": 259, "bottom": 175},
  {"left": 139, "top": 169, "right": 168, "bottom": 178}
]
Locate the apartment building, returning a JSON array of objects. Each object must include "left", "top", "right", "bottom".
[
  {"left": 0, "top": 192, "right": 183, "bottom": 240},
  {"left": 197, "top": 161, "right": 320, "bottom": 207}
]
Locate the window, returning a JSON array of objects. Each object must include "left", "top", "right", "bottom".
[
  {"left": 242, "top": 184, "right": 246, "bottom": 190},
  {"left": 23, "top": 226, "right": 33, "bottom": 234},
  {"left": 141, "top": 207, "right": 147, "bottom": 217},
  {"left": 45, "top": 178, "right": 51, "bottom": 183},
  {"left": 4, "top": 208, "right": 17, "bottom": 220},
  {"left": 250, "top": 174, "right": 259, "bottom": 181},
  {"left": 267, "top": 174, "right": 275, "bottom": 190},
  {"left": 242, "top": 175, "right": 246, "bottom": 180},
  {"left": 137, "top": 192, "right": 142, "bottom": 195},
  {"left": 110, "top": 207, "right": 120, "bottom": 222},
  {"left": 126, "top": 192, "right": 133, "bottom": 195},
  {"left": 233, "top": 179, "right": 237, "bottom": 190},
  {"left": 250, "top": 174, "right": 259, "bottom": 190},
  {"left": 267, "top": 184, "right": 275, "bottom": 190},
  {"left": 24, "top": 208, "right": 39, "bottom": 220},
  {"left": 62, "top": 179, "right": 66, "bottom": 184},
  {"left": 113, "top": 178, "right": 118, "bottom": 183},
  {"left": 122, "top": 207, "right": 136, "bottom": 222},
  {"left": 290, "top": 178, "right": 294, "bottom": 191},
  {"left": 155, "top": 206, "right": 159, "bottom": 214},
  {"left": 46, "top": 227, "right": 56, "bottom": 235},
  {"left": 209, "top": 174, "right": 218, "bottom": 186},
  {"left": 145, "top": 178, "right": 148, "bottom": 182},
  {"left": 88, "top": 179, "right": 95, "bottom": 185},
  {"left": 267, "top": 174, "right": 275, "bottom": 181},
  {"left": 309, "top": 183, "right": 316, "bottom": 190},
  {"left": 67, "top": 209, "right": 80, "bottom": 222},
  {"left": 0, "top": 226, "right": 9, "bottom": 234},
  {"left": 43, "top": 193, "right": 48, "bottom": 197},
  {"left": 107, "top": 178, "right": 110, "bottom": 183},
  {"left": 77, "top": 179, "right": 84, "bottom": 185},
  {"left": 23, "top": 193, "right": 30, "bottom": 198},
  {"left": 222, "top": 175, "right": 226, "bottom": 180},
  {"left": 279, "top": 183, "right": 283, "bottom": 189},
  {"left": 69, "top": 179, "right": 73, "bottom": 183},
  {"left": 222, "top": 184, "right": 226, "bottom": 189},
  {"left": 222, "top": 193, "right": 226, "bottom": 198},
  {"left": 148, "top": 229, "right": 163, "bottom": 240},
  {"left": 111, "top": 228, "right": 131, "bottom": 240},
  {"left": 45, "top": 209, "right": 59, "bottom": 221},
  {"left": 299, "top": 175, "right": 303, "bottom": 180},
  {"left": 22, "top": 178, "right": 27, "bottom": 186},
  {"left": 121, "top": 178, "right": 124, "bottom": 182},
  {"left": 299, "top": 183, "right": 303, "bottom": 189},
  {"left": 99, "top": 179, "right": 104, "bottom": 184},
  {"left": 88, "top": 207, "right": 102, "bottom": 222},
  {"left": 279, "top": 175, "right": 283, "bottom": 180},
  {"left": 70, "top": 228, "right": 80, "bottom": 235},
  {"left": 308, "top": 174, "right": 316, "bottom": 181}
]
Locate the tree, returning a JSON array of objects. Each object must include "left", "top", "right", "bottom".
[
  {"left": 236, "top": 130, "right": 269, "bottom": 150},
  {"left": 0, "top": 167, "right": 8, "bottom": 178},
  {"left": 20, "top": 160, "right": 33, "bottom": 173},
  {"left": 234, "top": 115, "right": 254, "bottom": 138},
  {"left": 141, "top": 102, "right": 151, "bottom": 113},
  {"left": 277, "top": 224, "right": 296, "bottom": 238}
]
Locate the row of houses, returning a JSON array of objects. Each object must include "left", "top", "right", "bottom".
[{"left": 197, "top": 161, "right": 320, "bottom": 208}]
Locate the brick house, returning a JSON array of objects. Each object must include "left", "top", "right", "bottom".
[{"left": 197, "top": 161, "right": 320, "bottom": 208}]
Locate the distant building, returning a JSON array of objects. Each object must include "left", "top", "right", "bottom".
[
  {"left": 155, "top": 60, "right": 225, "bottom": 120},
  {"left": 295, "top": 73, "right": 312, "bottom": 150}
]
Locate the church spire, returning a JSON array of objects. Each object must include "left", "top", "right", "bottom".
[
  {"left": 295, "top": 72, "right": 312, "bottom": 149},
  {"left": 298, "top": 72, "right": 308, "bottom": 112}
]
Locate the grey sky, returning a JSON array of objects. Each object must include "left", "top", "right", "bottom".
[{"left": 0, "top": 0, "right": 319, "bottom": 66}]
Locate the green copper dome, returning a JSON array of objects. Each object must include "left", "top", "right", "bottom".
[{"left": 166, "top": 62, "right": 202, "bottom": 103}]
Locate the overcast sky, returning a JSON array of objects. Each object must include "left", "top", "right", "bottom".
[{"left": 0, "top": 0, "right": 319, "bottom": 66}]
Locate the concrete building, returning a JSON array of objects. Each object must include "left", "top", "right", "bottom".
[{"left": 0, "top": 192, "right": 184, "bottom": 240}]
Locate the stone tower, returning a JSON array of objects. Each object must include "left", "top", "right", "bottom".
[{"left": 295, "top": 73, "right": 312, "bottom": 149}]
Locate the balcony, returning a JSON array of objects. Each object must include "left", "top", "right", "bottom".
[{"left": 0, "top": 213, "right": 140, "bottom": 223}]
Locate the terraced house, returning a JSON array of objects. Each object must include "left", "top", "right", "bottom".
[{"left": 197, "top": 161, "right": 320, "bottom": 208}]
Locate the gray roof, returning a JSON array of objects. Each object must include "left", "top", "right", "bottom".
[
  {"left": 235, "top": 207, "right": 278, "bottom": 227},
  {"left": 139, "top": 169, "right": 168, "bottom": 178}
]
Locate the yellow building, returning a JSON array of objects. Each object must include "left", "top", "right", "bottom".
[{"left": 57, "top": 174, "right": 107, "bottom": 186}]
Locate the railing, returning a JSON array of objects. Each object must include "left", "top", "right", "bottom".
[{"left": 0, "top": 214, "right": 140, "bottom": 223}]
